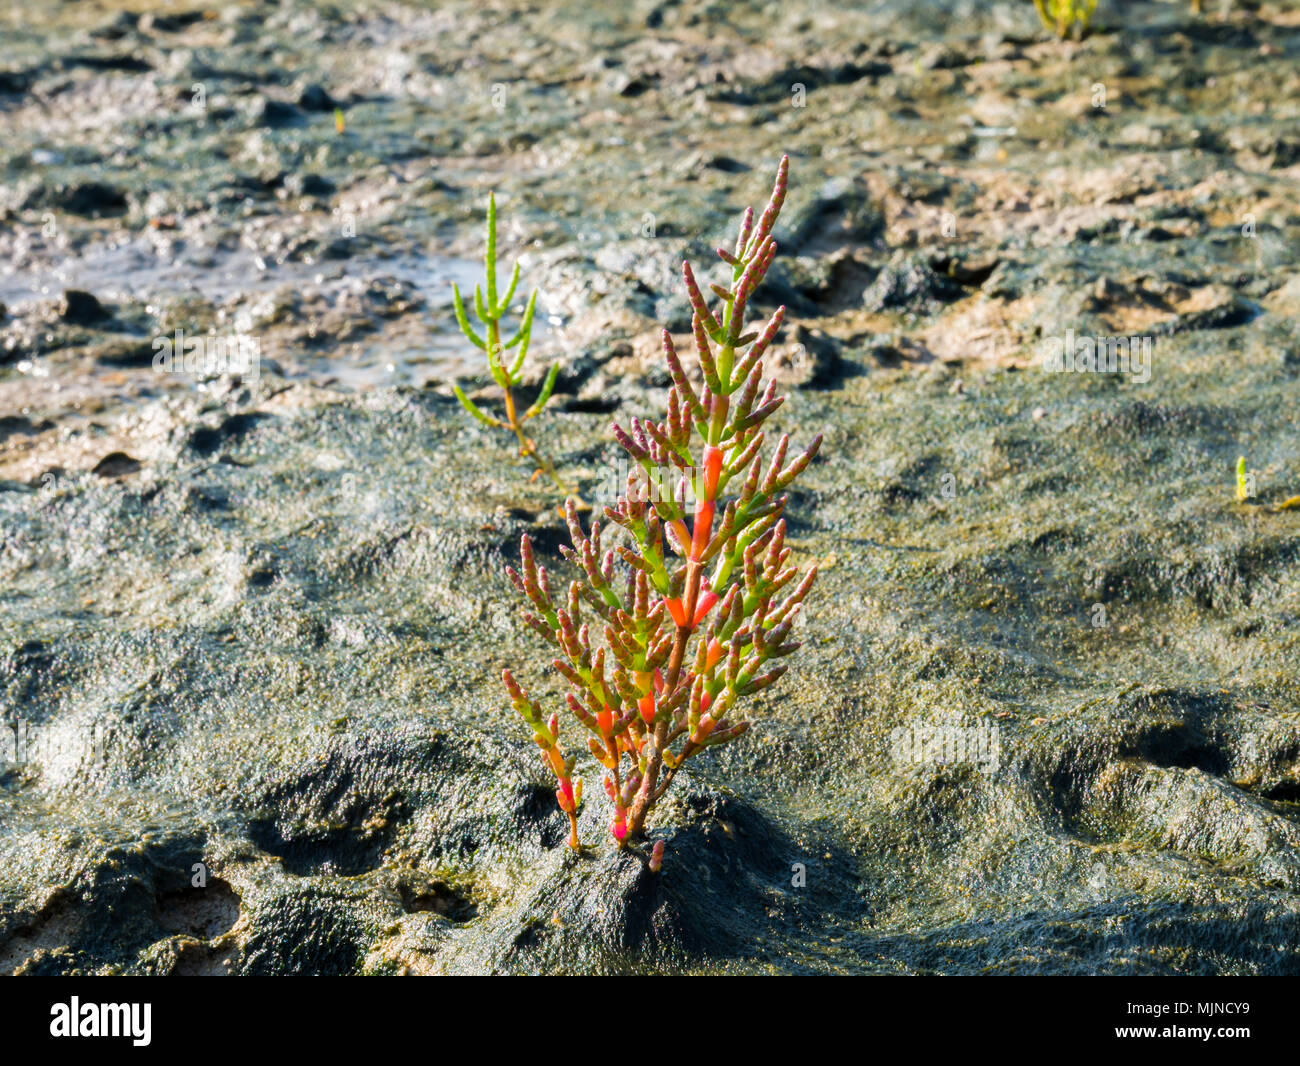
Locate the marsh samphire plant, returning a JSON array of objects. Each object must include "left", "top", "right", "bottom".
[
  {"left": 451, "top": 194, "right": 569, "bottom": 493},
  {"left": 1033, "top": 0, "right": 1098, "bottom": 38},
  {"left": 502, "top": 156, "right": 821, "bottom": 861}
]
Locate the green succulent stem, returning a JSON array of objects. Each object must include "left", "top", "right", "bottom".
[
  {"left": 451, "top": 194, "right": 578, "bottom": 500},
  {"left": 489, "top": 322, "right": 570, "bottom": 496}
]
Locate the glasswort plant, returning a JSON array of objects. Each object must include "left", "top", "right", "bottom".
[
  {"left": 452, "top": 194, "right": 568, "bottom": 493},
  {"left": 502, "top": 157, "right": 821, "bottom": 859}
]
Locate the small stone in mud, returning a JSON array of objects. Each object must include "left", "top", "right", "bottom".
[
  {"left": 91, "top": 452, "right": 141, "bottom": 478},
  {"left": 27, "top": 181, "right": 128, "bottom": 217},
  {"left": 606, "top": 71, "right": 653, "bottom": 98},
  {"left": 0, "top": 415, "right": 53, "bottom": 441},
  {"left": 59, "top": 290, "right": 109, "bottom": 325},
  {"left": 139, "top": 11, "right": 207, "bottom": 34},
  {"left": 284, "top": 173, "right": 336, "bottom": 198},
  {"left": 0, "top": 69, "right": 31, "bottom": 95},
  {"left": 863, "top": 253, "right": 963, "bottom": 314},
  {"left": 94, "top": 338, "right": 160, "bottom": 367},
  {"left": 296, "top": 84, "right": 338, "bottom": 112},
  {"left": 250, "top": 97, "right": 303, "bottom": 127}
]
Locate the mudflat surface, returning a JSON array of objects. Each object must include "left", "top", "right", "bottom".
[{"left": 1, "top": 0, "right": 1299, "bottom": 974}]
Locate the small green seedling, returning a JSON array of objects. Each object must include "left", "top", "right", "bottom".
[
  {"left": 1235, "top": 456, "right": 1300, "bottom": 511},
  {"left": 1236, "top": 455, "right": 1300, "bottom": 511},
  {"left": 452, "top": 195, "right": 569, "bottom": 494},
  {"left": 1033, "top": 0, "right": 1098, "bottom": 38},
  {"left": 1236, "top": 455, "right": 1254, "bottom": 502}
]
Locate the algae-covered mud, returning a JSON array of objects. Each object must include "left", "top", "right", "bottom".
[{"left": 1, "top": 0, "right": 1299, "bottom": 976}]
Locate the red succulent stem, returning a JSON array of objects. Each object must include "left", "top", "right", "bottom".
[
  {"left": 627, "top": 443, "right": 726, "bottom": 835},
  {"left": 691, "top": 445, "right": 724, "bottom": 558}
]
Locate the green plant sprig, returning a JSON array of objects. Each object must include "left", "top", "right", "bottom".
[
  {"left": 1236, "top": 455, "right": 1251, "bottom": 502},
  {"left": 1032, "top": 0, "right": 1098, "bottom": 38},
  {"left": 452, "top": 194, "right": 568, "bottom": 495}
]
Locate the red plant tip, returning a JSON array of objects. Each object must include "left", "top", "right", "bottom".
[
  {"left": 665, "top": 595, "right": 687, "bottom": 627},
  {"left": 556, "top": 783, "right": 575, "bottom": 814},
  {"left": 703, "top": 444, "right": 724, "bottom": 498},
  {"left": 638, "top": 689, "right": 656, "bottom": 725},
  {"left": 611, "top": 818, "right": 628, "bottom": 843},
  {"left": 705, "top": 637, "right": 724, "bottom": 671},
  {"left": 693, "top": 587, "right": 719, "bottom": 626},
  {"left": 547, "top": 747, "right": 566, "bottom": 777},
  {"left": 667, "top": 583, "right": 719, "bottom": 628},
  {"left": 649, "top": 840, "right": 665, "bottom": 873},
  {"left": 692, "top": 715, "right": 717, "bottom": 744}
]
